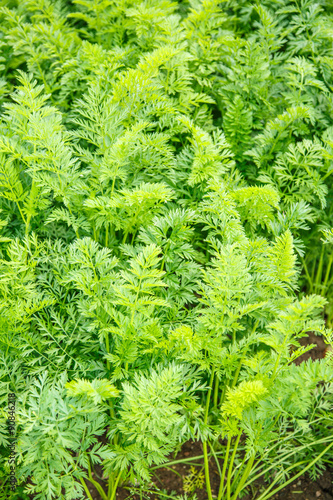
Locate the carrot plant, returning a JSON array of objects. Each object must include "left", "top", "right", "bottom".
[{"left": 0, "top": 1, "right": 333, "bottom": 500}]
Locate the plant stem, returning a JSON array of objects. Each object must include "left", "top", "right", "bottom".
[
  {"left": 217, "top": 437, "right": 231, "bottom": 500},
  {"left": 314, "top": 245, "right": 324, "bottom": 294},
  {"left": 124, "top": 487, "right": 180, "bottom": 500},
  {"left": 231, "top": 454, "right": 255, "bottom": 500},
  {"left": 105, "top": 224, "right": 109, "bottom": 247},
  {"left": 108, "top": 473, "right": 113, "bottom": 498},
  {"left": 230, "top": 454, "right": 247, "bottom": 492},
  {"left": 301, "top": 256, "right": 313, "bottom": 292},
  {"left": 25, "top": 179, "right": 36, "bottom": 237},
  {"left": 80, "top": 477, "right": 94, "bottom": 500},
  {"left": 323, "top": 252, "right": 333, "bottom": 292},
  {"left": 205, "top": 370, "right": 214, "bottom": 422},
  {"left": 231, "top": 359, "right": 243, "bottom": 389},
  {"left": 105, "top": 333, "right": 110, "bottom": 372},
  {"left": 214, "top": 372, "right": 219, "bottom": 407},
  {"left": 109, "top": 471, "right": 122, "bottom": 500},
  {"left": 122, "top": 230, "right": 128, "bottom": 244},
  {"left": 227, "top": 431, "right": 242, "bottom": 500},
  {"left": 203, "top": 442, "right": 213, "bottom": 500},
  {"left": 220, "top": 384, "right": 227, "bottom": 407},
  {"left": 203, "top": 369, "right": 215, "bottom": 500},
  {"left": 88, "top": 459, "right": 108, "bottom": 500},
  {"left": 209, "top": 440, "right": 222, "bottom": 476},
  {"left": 131, "top": 230, "right": 137, "bottom": 244}
]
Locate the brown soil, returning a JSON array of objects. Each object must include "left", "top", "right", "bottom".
[{"left": 294, "top": 332, "right": 330, "bottom": 365}]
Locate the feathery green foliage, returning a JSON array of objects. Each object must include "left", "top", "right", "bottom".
[{"left": 0, "top": 2, "right": 333, "bottom": 500}]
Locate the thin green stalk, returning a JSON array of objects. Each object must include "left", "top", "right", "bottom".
[
  {"left": 203, "top": 370, "right": 215, "bottom": 500},
  {"left": 110, "top": 173, "right": 118, "bottom": 198},
  {"left": 88, "top": 475, "right": 108, "bottom": 500},
  {"left": 88, "top": 459, "right": 108, "bottom": 500},
  {"left": 314, "top": 246, "right": 325, "bottom": 294},
  {"left": 122, "top": 230, "right": 129, "bottom": 244},
  {"left": 323, "top": 252, "right": 333, "bottom": 292},
  {"left": 219, "top": 384, "right": 227, "bottom": 407},
  {"left": 67, "top": 204, "right": 80, "bottom": 239},
  {"left": 310, "top": 253, "right": 317, "bottom": 289},
  {"left": 301, "top": 256, "right": 313, "bottom": 292},
  {"left": 209, "top": 440, "right": 222, "bottom": 477},
  {"left": 80, "top": 477, "right": 94, "bottom": 500},
  {"left": 227, "top": 431, "right": 242, "bottom": 500},
  {"left": 205, "top": 370, "right": 214, "bottom": 422},
  {"left": 272, "top": 352, "right": 282, "bottom": 379},
  {"left": 230, "top": 454, "right": 247, "bottom": 492},
  {"left": 93, "top": 222, "right": 97, "bottom": 241},
  {"left": 231, "top": 359, "right": 243, "bottom": 389},
  {"left": 36, "top": 61, "right": 50, "bottom": 92},
  {"left": 214, "top": 373, "right": 219, "bottom": 407},
  {"left": 203, "top": 442, "right": 213, "bottom": 500},
  {"left": 131, "top": 230, "right": 137, "bottom": 244},
  {"left": 217, "top": 437, "right": 231, "bottom": 500},
  {"left": 231, "top": 454, "right": 255, "bottom": 500},
  {"left": 25, "top": 179, "right": 36, "bottom": 236},
  {"left": 327, "top": 274, "right": 333, "bottom": 290},
  {"left": 61, "top": 289, "right": 70, "bottom": 307},
  {"left": 105, "top": 224, "right": 109, "bottom": 247},
  {"left": 124, "top": 488, "right": 179, "bottom": 500},
  {"left": 165, "top": 68, "right": 171, "bottom": 93},
  {"left": 108, "top": 473, "right": 113, "bottom": 498},
  {"left": 105, "top": 333, "right": 110, "bottom": 372},
  {"left": 322, "top": 168, "right": 333, "bottom": 180},
  {"left": 109, "top": 471, "right": 122, "bottom": 500},
  {"left": 16, "top": 199, "right": 27, "bottom": 225},
  {"left": 130, "top": 274, "right": 143, "bottom": 324}
]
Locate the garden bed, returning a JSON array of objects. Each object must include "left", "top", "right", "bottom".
[
  {"left": 81, "top": 441, "right": 333, "bottom": 500},
  {"left": 66, "top": 334, "right": 333, "bottom": 500}
]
